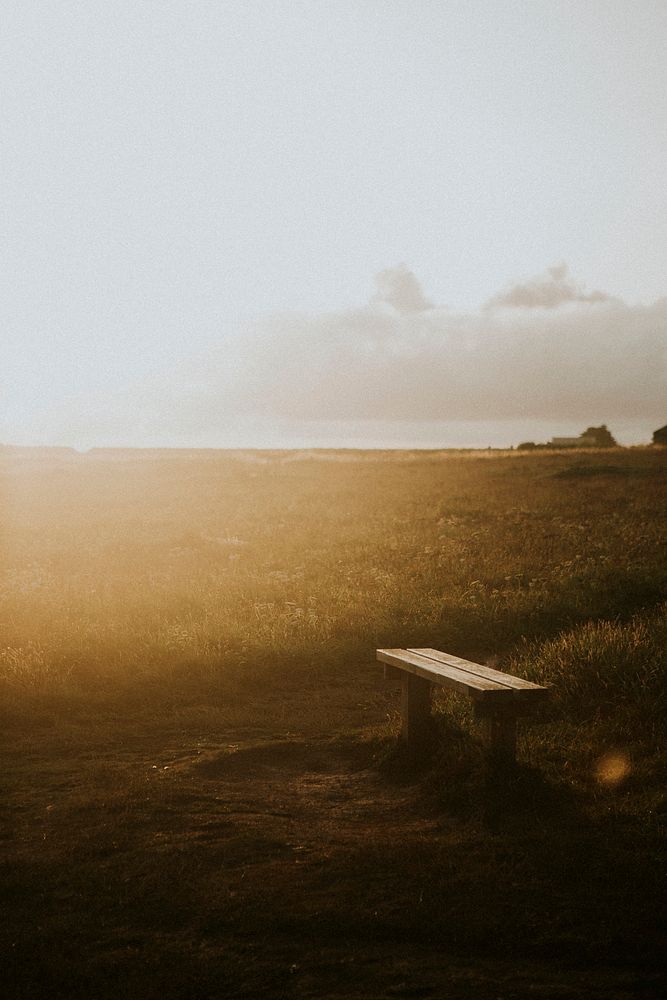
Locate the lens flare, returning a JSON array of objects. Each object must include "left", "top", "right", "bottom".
[{"left": 595, "top": 751, "right": 631, "bottom": 787}]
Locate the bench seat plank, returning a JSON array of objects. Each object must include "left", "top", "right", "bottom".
[
  {"left": 377, "top": 648, "right": 514, "bottom": 703},
  {"left": 408, "top": 648, "right": 548, "bottom": 703}
]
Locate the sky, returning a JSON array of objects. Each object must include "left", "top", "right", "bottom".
[{"left": 2, "top": 0, "right": 666, "bottom": 449}]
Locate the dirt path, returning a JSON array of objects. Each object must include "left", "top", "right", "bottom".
[{"left": 163, "top": 736, "right": 434, "bottom": 856}]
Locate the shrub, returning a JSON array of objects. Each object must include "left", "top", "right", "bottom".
[{"left": 512, "top": 606, "right": 667, "bottom": 722}]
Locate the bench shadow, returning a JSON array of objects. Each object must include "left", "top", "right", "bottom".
[
  {"left": 377, "top": 708, "right": 584, "bottom": 828},
  {"left": 193, "top": 740, "right": 333, "bottom": 781},
  {"left": 190, "top": 735, "right": 375, "bottom": 787}
]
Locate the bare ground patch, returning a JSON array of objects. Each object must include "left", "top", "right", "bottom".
[{"left": 2, "top": 718, "right": 664, "bottom": 999}]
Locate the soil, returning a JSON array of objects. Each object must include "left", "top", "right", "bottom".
[{"left": 2, "top": 699, "right": 664, "bottom": 999}]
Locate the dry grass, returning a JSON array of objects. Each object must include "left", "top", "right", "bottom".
[{"left": 2, "top": 447, "right": 665, "bottom": 711}]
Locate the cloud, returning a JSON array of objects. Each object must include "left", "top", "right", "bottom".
[
  {"left": 42, "top": 264, "right": 667, "bottom": 446},
  {"left": 372, "top": 264, "right": 434, "bottom": 313},
  {"left": 485, "top": 263, "right": 613, "bottom": 309},
  {"left": 218, "top": 266, "right": 665, "bottom": 425}
]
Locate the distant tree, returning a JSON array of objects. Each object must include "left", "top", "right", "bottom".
[
  {"left": 581, "top": 425, "right": 618, "bottom": 448},
  {"left": 517, "top": 441, "right": 538, "bottom": 450}
]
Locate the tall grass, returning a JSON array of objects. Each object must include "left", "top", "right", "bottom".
[
  {"left": 1, "top": 448, "right": 665, "bottom": 716},
  {"left": 514, "top": 607, "right": 667, "bottom": 722}
]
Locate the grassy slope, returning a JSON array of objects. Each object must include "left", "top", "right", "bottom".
[{"left": 1, "top": 448, "right": 665, "bottom": 998}]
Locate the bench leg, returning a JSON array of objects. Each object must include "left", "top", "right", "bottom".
[{"left": 401, "top": 673, "right": 432, "bottom": 750}]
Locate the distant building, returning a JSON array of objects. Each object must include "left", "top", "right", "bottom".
[
  {"left": 653, "top": 425, "right": 667, "bottom": 446},
  {"left": 550, "top": 435, "right": 596, "bottom": 448},
  {"left": 549, "top": 425, "right": 617, "bottom": 449}
]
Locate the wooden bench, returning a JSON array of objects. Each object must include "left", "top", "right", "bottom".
[{"left": 377, "top": 647, "right": 548, "bottom": 767}]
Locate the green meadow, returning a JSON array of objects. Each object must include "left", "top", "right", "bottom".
[{"left": 1, "top": 447, "right": 665, "bottom": 998}]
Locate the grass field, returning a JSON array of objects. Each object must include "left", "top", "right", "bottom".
[{"left": 1, "top": 447, "right": 666, "bottom": 998}]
